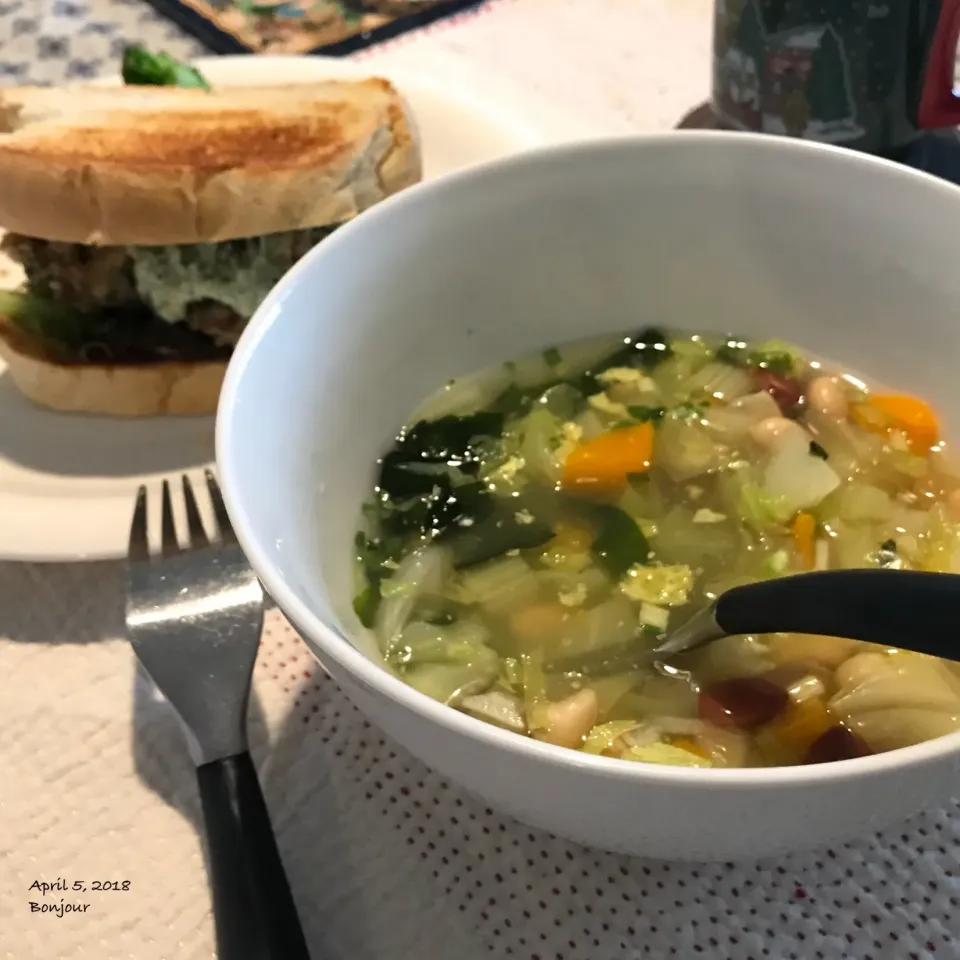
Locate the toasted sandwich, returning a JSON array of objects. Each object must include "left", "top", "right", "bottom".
[{"left": 0, "top": 77, "right": 421, "bottom": 416}]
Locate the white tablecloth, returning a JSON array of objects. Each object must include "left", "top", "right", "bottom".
[{"left": 1, "top": 3, "right": 958, "bottom": 958}]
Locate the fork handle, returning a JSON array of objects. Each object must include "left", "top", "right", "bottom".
[
  {"left": 715, "top": 569, "right": 960, "bottom": 661},
  {"left": 197, "top": 752, "right": 311, "bottom": 960}
]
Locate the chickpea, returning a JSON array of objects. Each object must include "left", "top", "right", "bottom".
[
  {"left": 768, "top": 633, "right": 860, "bottom": 669},
  {"left": 749, "top": 416, "right": 805, "bottom": 450},
  {"left": 835, "top": 651, "right": 890, "bottom": 690},
  {"left": 536, "top": 689, "right": 599, "bottom": 749},
  {"left": 807, "top": 376, "right": 849, "bottom": 420}
]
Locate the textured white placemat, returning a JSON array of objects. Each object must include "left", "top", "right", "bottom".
[{"left": 1, "top": 2, "right": 959, "bottom": 959}]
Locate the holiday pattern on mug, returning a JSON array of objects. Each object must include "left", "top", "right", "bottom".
[{"left": 712, "top": 0, "right": 904, "bottom": 145}]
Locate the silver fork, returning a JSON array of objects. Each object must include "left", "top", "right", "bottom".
[{"left": 126, "top": 471, "right": 310, "bottom": 960}]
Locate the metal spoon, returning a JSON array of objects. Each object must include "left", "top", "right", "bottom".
[{"left": 652, "top": 569, "right": 960, "bottom": 662}]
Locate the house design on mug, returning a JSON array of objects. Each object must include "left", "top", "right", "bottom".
[{"left": 714, "top": 0, "right": 866, "bottom": 144}]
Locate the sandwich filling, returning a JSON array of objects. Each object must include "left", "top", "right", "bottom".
[{"left": 0, "top": 225, "right": 339, "bottom": 364}]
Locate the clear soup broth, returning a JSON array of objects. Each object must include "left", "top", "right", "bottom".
[{"left": 353, "top": 330, "right": 960, "bottom": 768}]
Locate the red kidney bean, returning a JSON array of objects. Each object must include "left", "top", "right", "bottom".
[
  {"left": 699, "top": 677, "right": 789, "bottom": 731},
  {"left": 803, "top": 725, "right": 872, "bottom": 764},
  {"left": 754, "top": 370, "right": 805, "bottom": 418}
]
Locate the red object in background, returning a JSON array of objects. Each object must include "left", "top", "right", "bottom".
[{"left": 918, "top": 0, "right": 960, "bottom": 128}]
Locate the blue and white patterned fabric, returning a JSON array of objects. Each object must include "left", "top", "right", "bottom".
[{"left": 0, "top": 0, "right": 205, "bottom": 86}]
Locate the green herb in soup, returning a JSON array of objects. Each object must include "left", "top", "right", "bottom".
[{"left": 354, "top": 330, "right": 960, "bottom": 767}]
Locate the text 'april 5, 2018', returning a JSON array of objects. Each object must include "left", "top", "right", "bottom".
[{"left": 27, "top": 879, "right": 132, "bottom": 918}]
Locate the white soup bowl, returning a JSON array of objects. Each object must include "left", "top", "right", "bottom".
[{"left": 217, "top": 133, "right": 960, "bottom": 860}]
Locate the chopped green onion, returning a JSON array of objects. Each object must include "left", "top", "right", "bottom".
[
  {"left": 627, "top": 404, "right": 666, "bottom": 424},
  {"left": 715, "top": 338, "right": 748, "bottom": 366},
  {"left": 751, "top": 351, "right": 793, "bottom": 375}
]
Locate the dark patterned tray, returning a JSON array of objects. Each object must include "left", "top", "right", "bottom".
[{"left": 140, "top": 0, "right": 487, "bottom": 56}]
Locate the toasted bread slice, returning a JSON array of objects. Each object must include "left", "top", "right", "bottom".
[
  {"left": 0, "top": 313, "right": 225, "bottom": 416},
  {"left": 0, "top": 78, "right": 421, "bottom": 246}
]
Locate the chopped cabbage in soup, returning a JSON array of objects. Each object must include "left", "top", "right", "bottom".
[{"left": 353, "top": 330, "right": 960, "bottom": 768}]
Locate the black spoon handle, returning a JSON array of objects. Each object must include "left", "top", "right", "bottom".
[
  {"left": 196, "top": 751, "right": 311, "bottom": 960},
  {"left": 714, "top": 569, "right": 960, "bottom": 662}
]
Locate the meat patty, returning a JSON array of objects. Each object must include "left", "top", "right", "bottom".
[
  {"left": 1, "top": 223, "right": 339, "bottom": 348},
  {"left": 1, "top": 234, "right": 140, "bottom": 311},
  {"left": 184, "top": 300, "right": 247, "bottom": 347}
]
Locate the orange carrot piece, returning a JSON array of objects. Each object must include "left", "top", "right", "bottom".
[
  {"left": 792, "top": 512, "right": 816, "bottom": 570},
  {"left": 852, "top": 394, "right": 940, "bottom": 450},
  {"left": 561, "top": 423, "right": 654, "bottom": 497}
]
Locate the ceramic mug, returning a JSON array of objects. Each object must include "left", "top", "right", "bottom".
[{"left": 712, "top": 0, "right": 960, "bottom": 156}]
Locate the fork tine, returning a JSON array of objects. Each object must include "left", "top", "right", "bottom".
[
  {"left": 205, "top": 469, "right": 238, "bottom": 544},
  {"left": 160, "top": 480, "right": 180, "bottom": 555},
  {"left": 128, "top": 485, "right": 150, "bottom": 562},
  {"left": 182, "top": 475, "right": 209, "bottom": 548}
]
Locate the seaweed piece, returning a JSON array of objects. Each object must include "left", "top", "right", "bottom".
[
  {"left": 379, "top": 412, "right": 504, "bottom": 492},
  {"left": 596, "top": 327, "right": 674, "bottom": 373},
  {"left": 877, "top": 538, "right": 899, "bottom": 568},
  {"left": 400, "top": 412, "right": 504, "bottom": 465},
  {"left": 450, "top": 500, "right": 555, "bottom": 568},
  {"left": 352, "top": 529, "right": 405, "bottom": 627},
  {"left": 430, "top": 481, "right": 495, "bottom": 539},
  {"left": 490, "top": 384, "right": 534, "bottom": 418},
  {"left": 376, "top": 412, "right": 504, "bottom": 539},
  {"left": 382, "top": 480, "right": 494, "bottom": 541},
  {"left": 378, "top": 456, "right": 460, "bottom": 500},
  {"left": 588, "top": 504, "right": 652, "bottom": 579}
]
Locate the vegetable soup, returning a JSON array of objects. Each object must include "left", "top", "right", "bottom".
[{"left": 353, "top": 330, "right": 960, "bottom": 768}]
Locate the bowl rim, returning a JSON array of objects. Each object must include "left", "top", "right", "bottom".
[{"left": 217, "top": 130, "right": 960, "bottom": 786}]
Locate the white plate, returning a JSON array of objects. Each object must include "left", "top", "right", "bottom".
[{"left": 0, "top": 55, "right": 600, "bottom": 562}]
